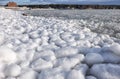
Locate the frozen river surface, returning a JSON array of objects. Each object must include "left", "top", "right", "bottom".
[
  {"left": 24, "top": 9, "right": 120, "bottom": 38},
  {"left": 0, "top": 8, "right": 120, "bottom": 79}
]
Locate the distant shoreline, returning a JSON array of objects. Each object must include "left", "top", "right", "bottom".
[
  {"left": 18, "top": 4, "right": 120, "bottom": 9},
  {"left": 1, "top": 4, "right": 120, "bottom": 9}
]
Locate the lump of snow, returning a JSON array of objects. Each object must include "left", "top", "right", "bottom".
[
  {"left": 55, "top": 47, "right": 78, "bottom": 58},
  {"left": 72, "top": 33, "right": 85, "bottom": 40},
  {"left": 0, "top": 71, "right": 5, "bottom": 79},
  {"left": 14, "top": 26, "right": 26, "bottom": 34},
  {"left": 29, "top": 31, "right": 40, "bottom": 39},
  {"left": 74, "top": 64, "right": 88, "bottom": 75},
  {"left": 90, "top": 64, "right": 120, "bottom": 79},
  {"left": 20, "top": 34, "right": 29, "bottom": 43},
  {"left": 4, "top": 64, "right": 21, "bottom": 77},
  {"left": 33, "top": 50, "right": 56, "bottom": 61},
  {"left": 100, "top": 51, "right": 120, "bottom": 63},
  {"left": 53, "top": 54, "right": 84, "bottom": 70},
  {"left": 76, "top": 40, "right": 91, "bottom": 48},
  {"left": 49, "top": 34, "right": 61, "bottom": 43},
  {"left": 109, "top": 43, "right": 120, "bottom": 56},
  {"left": 0, "top": 33, "right": 4, "bottom": 45},
  {"left": 54, "top": 39, "right": 67, "bottom": 47},
  {"left": 38, "top": 67, "right": 65, "bottom": 79},
  {"left": 6, "top": 77, "right": 16, "bottom": 79},
  {"left": 16, "top": 50, "right": 27, "bottom": 63},
  {"left": 17, "top": 69, "right": 38, "bottom": 79},
  {"left": 67, "top": 69, "right": 85, "bottom": 79},
  {"left": 70, "top": 54, "right": 85, "bottom": 62},
  {"left": 41, "top": 36, "right": 49, "bottom": 45},
  {"left": 116, "top": 33, "right": 120, "bottom": 39},
  {"left": 60, "top": 32, "right": 74, "bottom": 42},
  {"left": 33, "top": 38, "right": 42, "bottom": 45},
  {"left": 30, "top": 58, "right": 53, "bottom": 71},
  {"left": 28, "top": 43, "right": 39, "bottom": 50},
  {"left": 40, "top": 44, "right": 59, "bottom": 50},
  {"left": 20, "top": 61, "right": 30, "bottom": 68},
  {"left": 12, "top": 39, "right": 21, "bottom": 45},
  {"left": 87, "top": 47, "right": 102, "bottom": 54},
  {"left": 25, "top": 50, "right": 35, "bottom": 61},
  {"left": 86, "top": 76, "right": 97, "bottom": 79},
  {"left": 54, "top": 57, "right": 80, "bottom": 70},
  {"left": 41, "top": 30, "right": 48, "bottom": 36},
  {"left": 0, "top": 46, "right": 17, "bottom": 64},
  {"left": 85, "top": 53, "right": 104, "bottom": 65},
  {"left": 67, "top": 41, "right": 77, "bottom": 46}
]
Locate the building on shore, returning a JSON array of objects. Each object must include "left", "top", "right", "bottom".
[{"left": 6, "top": 2, "right": 17, "bottom": 7}]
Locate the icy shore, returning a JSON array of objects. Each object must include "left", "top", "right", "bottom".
[
  {"left": 24, "top": 9, "right": 120, "bottom": 38},
  {"left": 0, "top": 8, "right": 120, "bottom": 79}
]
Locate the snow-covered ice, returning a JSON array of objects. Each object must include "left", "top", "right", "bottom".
[
  {"left": 54, "top": 47, "right": 78, "bottom": 58},
  {"left": 109, "top": 43, "right": 120, "bottom": 55},
  {"left": 0, "top": 46, "right": 17, "bottom": 64},
  {"left": 53, "top": 54, "right": 84, "bottom": 70},
  {"left": 67, "top": 69, "right": 85, "bottom": 79},
  {"left": 85, "top": 53, "right": 104, "bottom": 65},
  {"left": 86, "top": 76, "right": 97, "bottom": 79},
  {"left": 4, "top": 64, "right": 21, "bottom": 77},
  {"left": 0, "top": 8, "right": 120, "bottom": 79},
  {"left": 90, "top": 64, "right": 120, "bottom": 79},
  {"left": 30, "top": 58, "right": 53, "bottom": 71},
  {"left": 17, "top": 69, "right": 38, "bottom": 79}
]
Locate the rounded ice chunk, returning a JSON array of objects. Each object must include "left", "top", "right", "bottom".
[
  {"left": 33, "top": 50, "right": 56, "bottom": 61},
  {"left": 17, "top": 69, "right": 38, "bottom": 79},
  {"left": 109, "top": 43, "right": 120, "bottom": 56},
  {"left": 100, "top": 51, "right": 120, "bottom": 63},
  {"left": 72, "top": 33, "right": 85, "bottom": 40},
  {"left": 20, "top": 34, "right": 29, "bottom": 43},
  {"left": 0, "top": 71, "right": 5, "bottom": 79},
  {"left": 86, "top": 76, "right": 97, "bottom": 79},
  {"left": 30, "top": 58, "right": 53, "bottom": 71},
  {"left": 85, "top": 53, "right": 104, "bottom": 65},
  {"left": 67, "top": 70, "right": 85, "bottom": 79},
  {"left": 90, "top": 64, "right": 120, "bottom": 79},
  {"left": 74, "top": 64, "right": 88, "bottom": 75},
  {"left": 60, "top": 32, "right": 72, "bottom": 41},
  {"left": 0, "top": 46, "right": 17, "bottom": 64},
  {"left": 29, "top": 31, "right": 40, "bottom": 39},
  {"left": 54, "top": 57, "right": 80, "bottom": 70},
  {"left": 4, "top": 64, "right": 21, "bottom": 77},
  {"left": 0, "top": 33, "right": 4, "bottom": 45},
  {"left": 38, "top": 67, "right": 65, "bottom": 79},
  {"left": 55, "top": 47, "right": 78, "bottom": 58},
  {"left": 6, "top": 77, "right": 16, "bottom": 79},
  {"left": 20, "top": 61, "right": 30, "bottom": 68}
]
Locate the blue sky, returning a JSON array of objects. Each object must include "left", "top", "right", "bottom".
[{"left": 0, "top": 0, "right": 120, "bottom": 5}]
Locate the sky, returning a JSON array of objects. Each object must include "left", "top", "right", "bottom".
[{"left": 0, "top": 0, "right": 120, "bottom": 5}]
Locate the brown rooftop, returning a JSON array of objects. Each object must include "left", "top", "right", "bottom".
[{"left": 6, "top": 2, "right": 17, "bottom": 7}]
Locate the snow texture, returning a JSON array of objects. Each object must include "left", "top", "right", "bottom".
[
  {"left": 85, "top": 53, "right": 104, "bottom": 65},
  {"left": 90, "top": 64, "right": 120, "bottom": 79},
  {"left": 4, "top": 64, "right": 21, "bottom": 77},
  {"left": 0, "top": 46, "right": 17, "bottom": 64},
  {"left": 0, "top": 8, "right": 120, "bottom": 79}
]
